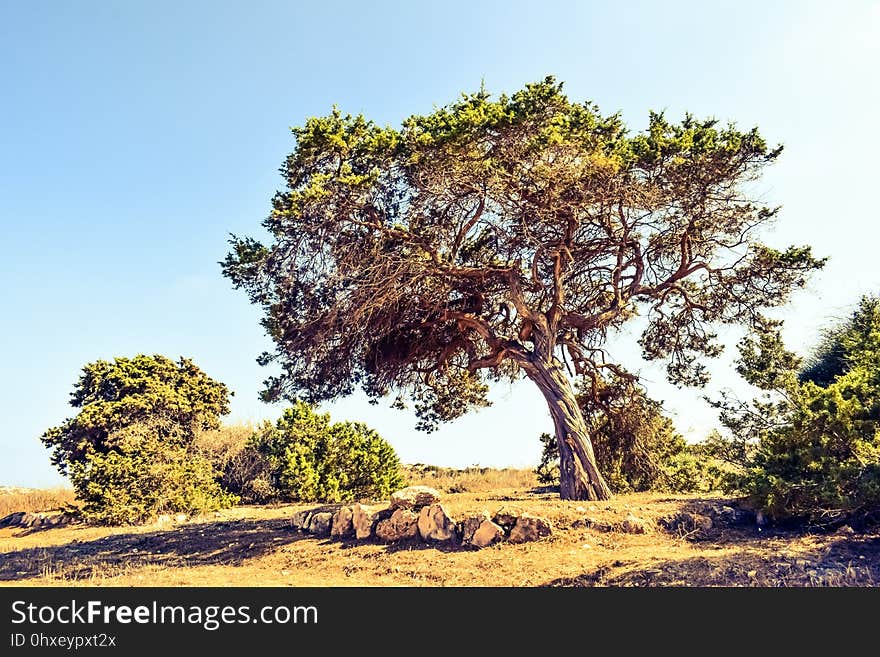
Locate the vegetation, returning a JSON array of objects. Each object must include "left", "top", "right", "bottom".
[
  {"left": 250, "top": 402, "right": 404, "bottom": 503},
  {"left": 536, "top": 374, "right": 719, "bottom": 493},
  {"left": 39, "top": 355, "right": 237, "bottom": 524},
  {"left": 223, "top": 76, "right": 823, "bottom": 499},
  {"left": 712, "top": 296, "right": 880, "bottom": 524}
]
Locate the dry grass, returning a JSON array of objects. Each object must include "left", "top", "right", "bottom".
[
  {"left": 1, "top": 474, "right": 877, "bottom": 587},
  {"left": 403, "top": 465, "right": 540, "bottom": 493},
  {"left": 0, "top": 487, "right": 76, "bottom": 517}
]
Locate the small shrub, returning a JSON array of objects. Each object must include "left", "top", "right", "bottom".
[{"left": 253, "top": 401, "right": 404, "bottom": 503}]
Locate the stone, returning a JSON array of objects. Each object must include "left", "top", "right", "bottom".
[
  {"left": 0, "top": 512, "right": 25, "bottom": 527},
  {"left": 461, "top": 512, "right": 491, "bottom": 544},
  {"left": 307, "top": 512, "right": 333, "bottom": 536},
  {"left": 174, "top": 513, "right": 188, "bottom": 523},
  {"left": 660, "top": 511, "right": 712, "bottom": 535},
  {"left": 418, "top": 504, "right": 457, "bottom": 542},
  {"left": 330, "top": 506, "right": 355, "bottom": 538},
  {"left": 390, "top": 486, "right": 441, "bottom": 510},
  {"left": 470, "top": 520, "right": 505, "bottom": 548},
  {"left": 508, "top": 514, "right": 552, "bottom": 543},
  {"left": 155, "top": 514, "right": 172, "bottom": 526},
  {"left": 836, "top": 524, "right": 855, "bottom": 536},
  {"left": 375, "top": 508, "right": 419, "bottom": 543},
  {"left": 352, "top": 503, "right": 390, "bottom": 540},
  {"left": 291, "top": 509, "right": 313, "bottom": 531},
  {"left": 492, "top": 506, "right": 523, "bottom": 529},
  {"left": 620, "top": 513, "right": 649, "bottom": 534}
]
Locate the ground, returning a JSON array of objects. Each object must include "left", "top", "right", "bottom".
[{"left": 1, "top": 472, "right": 878, "bottom": 587}]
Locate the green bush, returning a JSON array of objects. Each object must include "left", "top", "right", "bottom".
[
  {"left": 40, "top": 355, "right": 237, "bottom": 524},
  {"left": 714, "top": 297, "right": 880, "bottom": 524},
  {"left": 252, "top": 401, "right": 404, "bottom": 503}
]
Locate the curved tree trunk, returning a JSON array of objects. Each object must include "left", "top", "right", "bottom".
[{"left": 525, "top": 357, "right": 612, "bottom": 501}]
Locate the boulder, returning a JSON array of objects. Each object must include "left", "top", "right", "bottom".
[
  {"left": 492, "top": 506, "right": 522, "bottom": 529},
  {"left": 352, "top": 503, "right": 390, "bottom": 540},
  {"left": 390, "top": 486, "right": 441, "bottom": 510},
  {"left": 174, "top": 513, "right": 188, "bottom": 523},
  {"left": 461, "top": 511, "right": 491, "bottom": 544},
  {"left": 291, "top": 509, "right": 313, "bottom": 531},
  {"left": 307, "top": 512, "right": 333, "bottom": 536},
  {"left": 508, "top": 514, "right": 552, "bottom": 543},
  {"left": 330, "top": 506, "right": 355, "bottom": 538},
  {"left": 470, "top": 519, "right": 505, "bottom": 548},
  {"left": 418, "top": 504, "right": 457, "bottom": 542},
  {"left": 620, "top": 513, "right": 649, "bottom": 535},
  {"left": 375, "top": 508, "right": 420, "bottom": 543}
]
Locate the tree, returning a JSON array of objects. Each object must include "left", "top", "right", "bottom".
[
  {"left": 251, "top": 401, "right": 404, "bottom": 502},
  {"left": 223, "top": 77, "right": 823, "bottom": 500},
  {"left": 40, "top": 355, "right": 236, "bottom": 523},
  {"left": 712, "top": 297, "right": 880, "bottom": 523},
  {"left": 536, "top": 373, "right": 713, "bottom": 493}
]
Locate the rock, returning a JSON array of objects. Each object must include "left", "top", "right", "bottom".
[
  {"left": 660, "top": 511, "right": 712, "bottom": 535},
  {"left": 330, "top": 506, "right": 355, "bottom": 538},
  {"left": 375, "top": 508, "right": 419, "bottom": 543},
  {"left": 508, "top": 514, "right": 553, "bottom": 543},
  {"left": 418, "top": 504, "right": 457, "bottom": 542},
  {"left": 492, "top": 506, "right": 523, "bottom": 529},
  {"left": 836, "top": 524, "right": 855, "bottom": 536},
  {"left": 390, "top": 486, "right": 441, "bottom": 510},
  {"left": 352, "top": 503, "right": 390, "bottom": 540},
  {"left": 470, "top": 520, "right": 505, "bottom": 548},
  {"left": 461, "top": 512, "right": 491, "bottom": 544},
  {"left": 307, "top": 512, "right": 333, "bottom": 536},
  {"left": 155, "top": 514, "right": 172, "bottom": 526},
  {"left": 620, "top": 513, "right": 649, "bottom": 534},
  {"left": 174, "top": 513, "right": 188, "bottom": 523},
  {"left": 291, "top": 509, "right": 313, "bottom": 531},
  {"left": 0, "top": 512, "right": 25, "bottom": 527}
]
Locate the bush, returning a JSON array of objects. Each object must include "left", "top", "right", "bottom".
[
  {"left": 252, "top": 401, "right": 404, "bottom": 503},
  {"left": 713, "top": 298, "right": 880, "bottom": 524},
  {"left": 194, "top": 424, "right": 274, "bottom": 503},
  {"left": 40, "top": 355, "right": 237, "bottom": 524}
]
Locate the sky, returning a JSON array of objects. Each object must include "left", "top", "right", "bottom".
[{"left": 1, "top": 1, "right": 878, "bottom": 487}]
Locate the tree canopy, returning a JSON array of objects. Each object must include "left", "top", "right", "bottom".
[
  {"left": 223, "top": 77, "right": 823, "bottom": 499},
  {"left": 40, "top": 355, "right": 235, "bottom": 523}
]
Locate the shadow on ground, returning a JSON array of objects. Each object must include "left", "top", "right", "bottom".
[
  {"left": 0, "top": 517, "right": 307, "bottom": 582},
  {"left": 543, "top": 534, "right": 880, "bottom": 587}
]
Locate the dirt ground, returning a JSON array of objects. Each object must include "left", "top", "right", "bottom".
[{"left": 1, "top": 486, "right": 877, "bottom": 587}]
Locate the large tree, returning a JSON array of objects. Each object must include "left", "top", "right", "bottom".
[{"left": 223, "top": 77, "right": 823, "bottom": 500}]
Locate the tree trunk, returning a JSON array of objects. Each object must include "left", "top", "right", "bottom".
[{"left": 525, "top": 357, "right": 612, "bottom": 501}]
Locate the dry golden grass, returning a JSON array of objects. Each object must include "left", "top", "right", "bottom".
[
  {"left": 0, "top": 487, "right": 76, "bottom": 517},
  {"left": 0, "top": 473, "right": 877, "bottom": 587},
  {"left": 403, "top": 465, "right": 540, "bottom": 493}
]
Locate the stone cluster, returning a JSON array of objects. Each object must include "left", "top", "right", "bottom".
[{"left": 289, "top": 486, "right": 552, "bottom": 549}]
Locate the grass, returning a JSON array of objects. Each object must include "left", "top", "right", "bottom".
[
  {"left": 0, "top": 471, "right": 877, "bottom": 587},
  {"left": 0, "top": 487, "right": 76, "bottom": 517},
  {"left": 403, "top": 464, "right": 540, "bottom": 493}
]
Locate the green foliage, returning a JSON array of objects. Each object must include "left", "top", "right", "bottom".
[
  {"left": 40, "top": 355, "right": 236, "bottom": 524},
  {"left": 536, "top": 375, "right": 717, "bottom": 493},
  {"left": 252, "top": 401, "right": 404, "bottom": 503},
  {"left": 714, "top": 297, "right": 880, "bottom": 524},
  {"left": 222, "top": 76, "right": 823, "bottom": 431}
]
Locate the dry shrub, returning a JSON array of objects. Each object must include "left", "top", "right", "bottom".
[
  {"left": 0, "top": 487, "right": 77, "bottom": 517},
  {"left": 195, "top": 423, "right": 273, "bottom": 502}
]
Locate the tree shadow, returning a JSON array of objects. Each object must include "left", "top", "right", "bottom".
[
  {"left": 0, "top": 516, "right": 308, "bottom": 582},
  {"left": 543, "top": 534, "right": 880, "bottom": 587}
]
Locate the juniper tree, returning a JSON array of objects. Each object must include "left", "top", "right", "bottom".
[{"left": 223, "top": 77, "right": 823, "bottom": 500}]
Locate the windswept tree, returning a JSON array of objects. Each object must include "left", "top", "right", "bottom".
[{"left": 223, "top": 77, "right": 823, "bottom": 500}]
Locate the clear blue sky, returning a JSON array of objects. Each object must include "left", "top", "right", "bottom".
[{"left": 2, "top": 1, "right": 878, "bottom": 487}]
